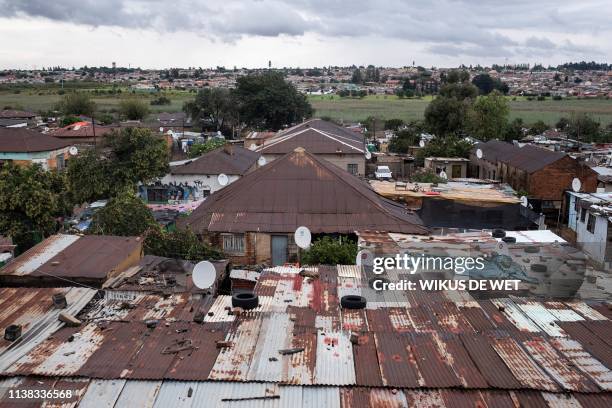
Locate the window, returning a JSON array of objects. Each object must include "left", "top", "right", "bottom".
[
  {"left": 222, "top": 234, "right": 245, "bottom": 254},
  {"left": 347, "top": 163, "right": 358, "bottom": 175},
  {"left": 56, "top": 154, "right": 65, "bottom": 170},
  {"left": 586, "top": 213, "right": 596, "bottom": 234},
  {"left": 580, "top": 207, "right": 587, "bottom": 222}
]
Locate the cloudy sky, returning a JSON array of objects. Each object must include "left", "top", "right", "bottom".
[{"left": 0, "top": 0, "right": 610, "bottom": 69}]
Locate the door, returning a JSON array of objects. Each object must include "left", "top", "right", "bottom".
[
  {"left": 271, "top": 235, "right": 288, "bottom": 266},
  {"left": 452, "top": 165, "right": 462, "bottom": 178}
]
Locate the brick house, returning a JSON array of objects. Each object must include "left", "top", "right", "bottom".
[
  {"left": 179, "top": 147, "right": 427, "bottom": 265},
  {"left": 470, "top": 140, "right": 597, "bottom": 218}
]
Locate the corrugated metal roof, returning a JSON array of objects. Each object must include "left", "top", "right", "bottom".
[
  {"left": 0, "top": 235, "right": 79, "bottom": 276},
  {"left": 314, "top": 329, "right": 356, "bottom": 385},
  {"left": 170, "top": 146, "right": 260, "bottom": 176},
  {"left": 0, "top": 127, "right": 70, "bottom": 152}
]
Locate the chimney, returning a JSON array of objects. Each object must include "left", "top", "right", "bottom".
[{"left": 224, "top": 143, "right": 234, "bottom": 155}]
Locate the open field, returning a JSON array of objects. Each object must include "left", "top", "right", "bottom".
[
  {"left": 2, "top": 86, "right": 612, "bottom": 126},
  {"left": 309, "top": 95, "right": 612, "bottom": 126}
]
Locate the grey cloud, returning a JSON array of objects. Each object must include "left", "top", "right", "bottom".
[{"left": 0, "top": 0, "right": 609, "bottom": 60}]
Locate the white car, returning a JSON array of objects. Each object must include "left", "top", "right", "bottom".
[{"left": 375, "top": 165, "right": 392, "bottom": 180}]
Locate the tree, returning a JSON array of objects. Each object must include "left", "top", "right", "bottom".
[
  {"left": 388, "top": 128, "right": 420, "bottom": 153},
  {"left": 119, "top": 98, "right": 150, "bottom": 120},
  {"left": 143, "top": 228, "right": 222, "bottom": 261},
  {"left": 466, "top": 91, "right": 509, "bottom": 141},
  {"left": 424, "top": 97, "right": 471, "bottom": 137},
  {"left": 351, "top": 69, "right": 363, "bottom": 84},
  {"left": 58, "top": 92, "right": 96, "bottom": 116},
  {"left": 415, "top": 137, "right": 472, "bottom": 166},
  {"left": 566, "top": 113, "right": 601, "bottom": 142},
  {"left": 67, "top": 128, "right": 169, "bottom": 203},
  {"left": 183, "top": 88, "right": 234, "bottom": 132},
  {"left": 410, "top": 169, "right": 448, "bottom": 184},
  {"left": 528, "top": 120, "right": 549, "bottom": 135},
  {"left": 471, "top": 74, "right": 509, "bottom": 95},
  {"left": 232, "top": 72, "right": 313, "bottom": 130},
  {"left": 556, "top": 117, "right": 570, "bottom": 130},
  {"left": 187, "top": 138, "right": 226, "bottom": 158},
  {"left": 384, "top": 119, "right": 405, "bottom": 131},
  {"left": 301, "top": 236, "right": 358, "bottom": 265},
  {"left": 0, "top": 164, "right": 70, "bottom": 252},
  {"left": 504, "top": 118, "right": 525, "bottom": 141},
  {"left": 90, "top": 191, "right": 156, "bottom": 236}
]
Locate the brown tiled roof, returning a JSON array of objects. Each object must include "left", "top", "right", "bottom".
[
  {"left": 171, "top": 146, "right": 260, "bottom": 176},
  {"left": 474, "top": 140, "right": 566, "bottom": 173},
  {"left": 0, "top": 109, "right": 36, "bottom": 119},
  {"left": 180, "top": 148, "right": 427, "bottom": 234},
  {"left": 258, "top": 119, "right": 365, "bottom": 155},
  {"left": 0, "top": 127, "right": 70, "bottom": 153}
]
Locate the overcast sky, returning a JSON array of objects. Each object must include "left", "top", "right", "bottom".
[{"left": 0, "top": 0, "right": 610, "bottom": 69}]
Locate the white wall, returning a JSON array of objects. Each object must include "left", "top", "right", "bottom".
[{"left": 576, "top": 210, "right": 609, "bottom": 264}]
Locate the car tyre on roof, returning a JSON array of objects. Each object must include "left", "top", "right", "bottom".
[
  {"left": 341, "top": 295, "right": 367, "bottom": 309},
  {"left": 232, "top": 292, "right": 259, "bottom": 310}
]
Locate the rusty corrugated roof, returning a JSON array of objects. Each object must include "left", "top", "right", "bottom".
[{"left": 0, "top": 127, "right": 70, "bottom": 153}]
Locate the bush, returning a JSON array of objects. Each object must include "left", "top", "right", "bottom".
[
  {"left": 119, "top": 98, "right": 150, "bottom": 120},
  {"left": 150, "top": 96, "right": 171, "bottom": 106},
  {"left": 144, "top": 228, "right": 223, "bottom": 261},
  {"left": 58, "top": 92, "right": 96, "bottom": 116},
  {"left": 410, "top": 169, "right": 448, "bottom": 184},
  {"left": 90, "top": 191, "right": 156, "bottom": 236},
  {"left": 301, "top": 236, "right": 358, "bottom": 265},
  {"left": 188, "top": 139, "right": 226, "bottom": 158}
]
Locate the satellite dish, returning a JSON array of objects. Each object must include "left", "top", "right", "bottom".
[
  {"left": 439, "top": 171, "right": 448, "bottom": 180},
  {"left": 249, "top": 144, "right": 258, "bottom": 151},
  {"left": 365, "top": 150, "right": 372, "bottom": 160},
  {"left": 159, "top": 127, "right": 164, "bottom": 132},
  {"left": 520, "top": 196, "right": 528, "bottom": 207},
  {"left": 356, "top": 249, "right": 374, "bottom": 267},
  {"left": 476, "top": 148, "right": 483, "bottom": 159},
  {"left": 419, "top": 140, "right": 425, "bottom": 148},
  {"left": 294, "top": 226, "right": 312, "bottom": 249},
  {"left": 68, "top": 146, "right": 78, "bottom": 156},
  {"left": 218, "top": 173, "right": 229, "bottom": 186},
  {"left": 571, "top": 178, "right": 581, "bottom": 192},
  {"left": 257, "top": 156, "right": 267, "bottom": 166},
  {"left": 192, "top": 261, "right": 216, "bottom": 289}
]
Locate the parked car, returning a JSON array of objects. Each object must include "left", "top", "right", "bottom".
[{"left": 375, "top": 165, "right": 392, "bottom": 180}]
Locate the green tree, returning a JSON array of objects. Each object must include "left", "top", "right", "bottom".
[
  {"left": 467, "top": 91, "right": 509, "bottom": 141},
  {"left": 384, "top": 119, "right": 405, "bottom": 131},
  {"left": 301, "top": 236, "right": 358, "bottom": 265},
  {"left": 528, "top": 120, "right": 549, "bottom": 135},
  {"left": 232, "top": 72, "right": 313, "bottom": 130},
  {"left": 67, "top": 128, "right": 169, "bottom": 203},
  {"left": 424, "top": 97, "right": 471, "bottom": 137},
  {"left": 351, "top": 69, "right": 363, "bottom": 84},
  {"left": 388, "top": 128, "right": 420, "bottom": 153},
  {"left": 90, "top": 191, "right": 156, "bottom": 236},
  {"left": 504, "top": 118, "right": 525, "bottom": 141},
  {"left": 566, "top": 113, "right": 601, "bottom": 142},
  {"left": 144, "top": 228, "right": 222, "bottom": 261},
  {"left": 119, "top": 98, "right": 150, "bottom": 120},
  {"left": 58, "top": 92, "right": 96, "bottom": 116},
  {"left": 0, "top": 164, "right": 70, "bottom": 252},
  {"left": 471, "top": 74, "right": 509, "bottom": 95},
  {"left": 187, "top": 138, "right": 226, "bottom": 158},
  {"left": 556, "top": 117, "right": 570, "bottom": 130},
  {"left": 415, "top": 137, "right": 472, "bottom": 166},
  {"left": 183, "top": 88, "right": 234, "bottom": 131}
]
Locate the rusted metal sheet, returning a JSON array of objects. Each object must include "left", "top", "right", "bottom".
[
  {"left": 411, "top": 333, "right": 462, "bottom": 388},
  {"left": 517, "top": 301, "right": 566, "bottom": 337},
  {"left": 589, "top": 303, "right": 612, "bottom": 320},
  {"left": 541, "top": 392, "right": 583, "bottom": 408},
  {"left": 579, "top": 320, "right": 612, "bottom": 347},
  {"left": 460, "top": 306, "right": 496, "bottom": 332},
  {"left": 286, "top": 331, "right": 317, "bottom": 385},
  {"left": 336, "top": 265, "right": 361, "bottom": 279},
  {"left": 0, "top": 234, "right": 79, "bottom": 277},
  {"left": 549, "top": 338, "right": 612, "bottom": 391},
  {"left": 341, "top": 309, "right": 367, "bottom": 332},
  {"left": 387, "top": 308, "right": 413, "bottom": 333},
  {"left": 490, "top": 336, "right": 559, "bottom": 391},
  {"left": 403, "top": 390, "right": 446, "bottom": 407},
  {"left": 425, "top": 302, "right": 473, "bottom": 334},
  {"left": 565, "top": 301, "right": 608, "bottom": 320},
  {"left": 78, "top": 379, "right": 126, "bottom": 408},
  {"left": 558, "top": 322, "right": 612, "bottom": 369},
  {"left": 247, "top": 313, "right": 293, "bottom": 382},
  {"left": 440, "top": 334, "right": 488, "bottom": 388},
  {"left": 352, "top": 333, "right": 383, "bottom": 387},
  {"left": 479, "top": 391, "right": 517, "bottom": 408},
  {"left": 204, "top": 296, "right": 236, "bottom": 323},
  {"left": 340, "top": 387, "right": 408, "bottom": 408},
  {"left": 491, "top": 299, "right": 541, "bottom": 334},
  {"left": 522, "top": 337, "right": 598, "bottom": 392},
  {"left": 573, "top": 393, "right": 612, "bottom": 408},
  {"left": 511, "top": 390, "right": 549, "bottom": 408},
  {"left": 374, "top": 332, "right": 422, "bottom": 387},
  {"left": 460, "top": 333, "right": 521, "bottom": 389},
  {"left": 314, "top": 329, "right": 355, "bottom": 385},
  {"left": 440, "top": 390, "right": 487, "bottom": 408},
  {"left": 209, "top": 316, "right": 263, "bottom": 381}
]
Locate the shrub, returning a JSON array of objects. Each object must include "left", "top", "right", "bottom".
[{"left": 301, "top": 236, "right": 358, "bottom": 265}]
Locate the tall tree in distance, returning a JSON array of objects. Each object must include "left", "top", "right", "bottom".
[
  {"left": 58, "top": 92, "right": 96, "bottom": 116},
  {"left": 467, "top": 91, "right": 510, "bottom": 141},
  {"left": 183, "top": 88, "right": 234, "bottom": 132},
  {"left": 232, "top": 72, "right": 313, "bottom": 130}
]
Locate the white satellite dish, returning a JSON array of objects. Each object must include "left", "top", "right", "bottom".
[
  {"left": 356, "top": 249, "right": 374, "bottom": 267},
  {"left": 419, "top": 140, "right": 425, "bottom": 148},
  {"left": 571, "top": 178, "right": 581, "bottom": 192},
  {"left": 159, "top": 127, "right": 164, "bottom": 133},
  {"left": 192, "top": 261, "right": 216, "bottom": 289},
  {"left": 365, "top": 150, "right": 372, "bottom": 160},
  {"left": 218, "top": 173, "right": 229, "bottom": 186},
  {"left": 520, "top": 196, "right": 528, "bottom": 207},
  {"left": 257, "top": 156, "right": 267, "bottom": 166},
  {"left": 68, "top": 146, "right": 78, "bottom": 156},
  {"left": 476, "top": 148, "right": 483, "bottom": 159},
  {"left": 294, "top": 226, "right": 312, "bottom": 249},
  {"left": 439, "top": 170, "right": 448, "bottom": 180},
  {"left": 249, "top": 144, "right": 258, "bottom": 151}
]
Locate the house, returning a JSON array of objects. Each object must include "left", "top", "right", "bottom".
[
  {"left": 256, "top": 119, "right": 367, "bottom": 176},
  {"left": 470, "top": 140, "right": 598, "bottom": 219},
  {"left": 243, "top": 131, "right": 276, "bottom": 150},
  {"left": 424, "top": 157, "right": 469, "bottom": 179},
  {"left": 0, "top": 127, "right": 72, "bottom": 170},
  {"left": 49, "top": 121, "right": 116, "bottom": 146},
  {"left": 0, "top": 109, "right": 37, "bottom": 128},
  {"left": 0, "top": 234, "right": 143, "bottom": 287},
  {"left": 180, "top": 147, "right": 427, "bottom": 265},
  {"left": 565, "top": 191, "right": 612, "bottom": 268},
  {"left": 142, "top": 145, "right": 260, "bottom": 202}
]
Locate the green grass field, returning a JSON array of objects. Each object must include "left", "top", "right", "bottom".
[
  {"left": 2, "top": 86, "right": 612, "bottom": 126},
  {"left": 309, "top": 95, "right": 612, "bottom": 126}
]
